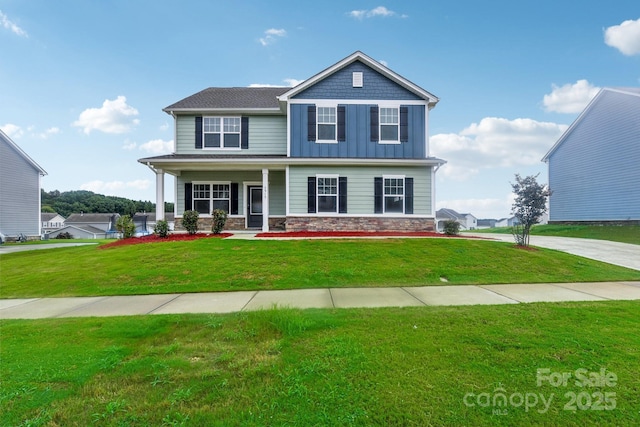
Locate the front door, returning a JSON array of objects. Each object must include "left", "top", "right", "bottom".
[{"left": 247, "top": 186, "right": 263, "bottom": 228}]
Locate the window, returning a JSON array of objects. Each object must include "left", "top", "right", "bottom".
[
  {"left": 317, "top": 107, "right": 336, "bottom": 141},
  {"left": 203, "top": 117, "right": 241, "bottom": 148},
  {"left": 192, "top": 183, "right": 230, "bottom": 214},
  {"left": 317, "top": 176, "right": 338, "bottom": 213},
  {"left": 380, "top": 107, "right": 399, "bottom": 142},
  {"left": 384, "top": 177, "right": 404, "bottom": 213}
]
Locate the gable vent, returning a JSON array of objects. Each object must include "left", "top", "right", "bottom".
[{"left": 352, "top": 72, "right": 363, "bottom": 88}]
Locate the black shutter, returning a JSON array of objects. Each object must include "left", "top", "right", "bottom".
[
  {"left": 241, "top": 117, "right": 249, "bottom": 149},
  {"left": 307, "top": 177, "right": 316, "bottom": 213},
  {"left": 400, "top": 106, "right": 409, "bottom": 142},
  {"left": 184, "top": 183, "right": 193, "bottom": 212},
  {"left": 337, "top": 105, "right": 346, "bottom": 142},
  {"left": 339, "top": 176, "right": 348, "bottom": 213},
  {"left": 307, "top": 105, "right": 316, "bottom": 141},
  {"left": 370, "top": 106, "right": 379, "bottom": 142},
  {"left": 404, "top": 177, "right": 414, "bottom": 214},
  {"left": 230, "top": 183, "right": 239, "bottom": 215},
  {"left": 195, "top": 116, "right": 203, "bottom": 149},
  {"left": 374, "top": 177, "right": 383, "bottom": 213}
]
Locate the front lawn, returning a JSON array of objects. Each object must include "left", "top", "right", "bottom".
[
  {"left": 471, "top": 224, "right": 640, "bottom": 245},
  {"left": 2, "top": 238, "right": 639, "bottom": 298},
  {"left": 2, "top": 302, "right": 638, "bottom": 426}
]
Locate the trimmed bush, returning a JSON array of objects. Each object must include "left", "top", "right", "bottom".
[
  {"left": 212, "top": 209, "right": 228, "bottom": 234},
  {"left": 443, "top": 219, "right": 461, "bottom": 236},
  {"left": 154, "top": 220, "right": 169, "bottom": 238},
  {"left": 55, "top": 232, "right": 74, "bottom": 239},
  {"left": 182, "top": 210, "right": 199, "bottom": 235},
  {"left": 116, "top": 215, "right": 136, "bottom": 239}
]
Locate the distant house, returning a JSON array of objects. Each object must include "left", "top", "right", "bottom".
[
  {"left": 476, "top": 219, "right": 497, "bottom": 229},
  {"left": 495, "top": 217, "right": 520, "bottom": 228},
  {"left": 0, "top": 130, "right": 47, "bottom": 241},
  {"left": 47, "top": 213, "right": 120, "bottom": 239},
  {"left": 436, "top": 208, "right": 477, "bottom": 232},
  {"left": 41, "top": 213, "right": 66, "bottom": 234},
  {"left": 542, "top": 87, "right": 640, "bottom": 224}
]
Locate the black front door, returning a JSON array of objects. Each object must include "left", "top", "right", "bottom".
[{"left": 247, "top": 186, "right": 263, "bottom": 228}]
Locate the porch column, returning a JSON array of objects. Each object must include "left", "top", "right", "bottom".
[
  {"left": 262, "top": 168, "right": 269, "bottom": 232},
  {"left": 155, "top": 168, "right": 165, "bottom": 221}
]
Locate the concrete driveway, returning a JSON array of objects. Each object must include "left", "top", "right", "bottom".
[
  {"left": 469, "top": 234, "right": 640, "bottom": 271},
  {"left": 0, "top": 242, "right": 98, "bottom": 254}
]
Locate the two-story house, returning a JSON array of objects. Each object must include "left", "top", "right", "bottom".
[{"left": 139, "top": 51, "right": 445, "bottom": 232}]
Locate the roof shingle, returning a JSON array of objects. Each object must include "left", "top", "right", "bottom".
[{"left": 164, "top": 87, "right": 289, "bottom": 111}]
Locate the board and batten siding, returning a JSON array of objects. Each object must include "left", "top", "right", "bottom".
[
  {"left": 0, "top": 139, "right": 42, "bottom": 236},
  {"left": 290, "top": 104, "right": 425, "bottom": 159},
  {"left": 288, "top": 165, "right": 432, "bottom": 215},
  {"left": 175, "top": 115, "right": 286, "bottom": 155},
  {"left": 176, "top": 170, "right": 285, "bottom": 217},
  {"left": 547, "top": 89, "right": 640, "bottom": 221}
]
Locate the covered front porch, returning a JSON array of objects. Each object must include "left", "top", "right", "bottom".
[{"left": 141, "top": 156, "right": 287, "bottom": 232}]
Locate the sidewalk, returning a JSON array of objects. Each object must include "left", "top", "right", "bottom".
[{"left": 1, "top": 281, "right": 639, "bottom": 319}]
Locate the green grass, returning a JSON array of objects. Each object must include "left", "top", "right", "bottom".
[
  {"left": 2, "top": 302, "right": 639, "bottom": 426},
  {"left": 471, "top": 224, "right": 640, "bottom": 245},
  {"left": 2, "top": 238, "right": 639, "bottom": 298}
]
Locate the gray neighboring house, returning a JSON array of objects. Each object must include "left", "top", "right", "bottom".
[
  {"left": 0, "top": 130, "right": 47, "bottom": 241},
  {"left": 542, "top": 87, "right": 640, "bottom": 224},
  {"left": 41, "top": 212, "right": 66, "bottom": 234},
  {"left": 436, "top": 208, "right": 477, "bottom": 232},
  {"left": 47, "top": 213, "right": 120, "bottom": 239}
]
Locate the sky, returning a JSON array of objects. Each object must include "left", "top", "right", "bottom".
[{"left": 1, "top": 1, "right": 639, "bottom": 219}]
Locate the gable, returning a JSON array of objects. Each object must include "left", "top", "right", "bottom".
[{"left": 293, "top": 61, "right": 423, "bottom": 101}]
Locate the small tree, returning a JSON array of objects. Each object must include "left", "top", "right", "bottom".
[
  {"left": 510, "top": 173, "right": 551, "bottom": 247},
  {"left": 116, "top": 215, "right": 136, "bottom": 239},
  {"left": 154, "top": 219, "right": 170, "bottom": 238},
  {"left": 211, "top": 209, "right": 228, "bottom": 234},
  {"left": 182, "top": 210, "right": 199, "bottom": 235}
]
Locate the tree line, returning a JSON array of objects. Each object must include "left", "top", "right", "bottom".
[{"left": 41, "top": 189, "right": 174, "bottom": 218}]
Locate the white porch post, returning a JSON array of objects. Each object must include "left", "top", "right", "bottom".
[
  {"left": 155, "top": 168, "right": 165, "bottom": 221},
  {"left": 262, "top": 168, "right": 269, "bottom": 232}
]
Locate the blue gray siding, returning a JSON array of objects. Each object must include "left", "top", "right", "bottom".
[
  {"left": 290, "top": 104, "right": 425, "bottom": 158},
  {"left": 547, "top": 89, "right": 640, "bottom": 221},
  {"left": 294, "top": 61, "right": 422, "bottom": 101},
  {"left": 0, "top": 138, "right": 43, "bottom": 236}
]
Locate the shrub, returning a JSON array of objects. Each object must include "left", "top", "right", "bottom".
[
  {"left": 154, "top": 220, "right": 170, "bottom": 238},
  {"left": 443, "top": 219, "right": 461, "bottom": 236},
  {"left": 116, "top": 215, "right": 136, "bottom": 239},
  {"left": 211, "top": 209, "right": 228, "bottom": 234},
  {"left": 55, "top": 232, "right": 74, "bottom": 239},
  {"left": 182, "top": 210, "right": 199, "bottom": 235}
]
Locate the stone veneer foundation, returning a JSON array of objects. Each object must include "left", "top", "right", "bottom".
[
  {"left": 174, "top": 216, "right": 286, "bottom": 231},
  {"left": 284, "top": 217, "right": 436, "bottom": 232}
]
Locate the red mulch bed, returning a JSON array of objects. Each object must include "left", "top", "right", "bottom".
[
  {"left": 256, "top": 231, "right": 473, "bottom": 238},
  {"left": 99, "top": 233, "right": 232, "bottom": 249}
]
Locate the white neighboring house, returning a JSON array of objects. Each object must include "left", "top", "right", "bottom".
[
  {"left": 0, "top": 130, "right": 47, "bottom": 242},
  {"left": 47, "top": 213, "right": 120, "bottom": 239},
  {"left": 435, "top": 208, "right": 477, "bottom": 232},
  {"left": 41, "top": 213, "right": 66, "bottom": 234}
]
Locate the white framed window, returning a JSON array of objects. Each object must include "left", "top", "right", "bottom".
[
  {"left": 384, "top": 176, "right": 404, "bottom": 214},
  {"left": 380, "top": 107, "right": 399, "bottom": 143},
  {"left": 317, "top": 175, "right": 338, "bottom": 213},
  {"left": 203, "top": 117, "right": 241, "bottom": 149},
  {"left": 317, "top": 107, "right": 336, "bottom": 141},
  {"left": 192, "top": 182, "right": 230, "bottom": 214}
]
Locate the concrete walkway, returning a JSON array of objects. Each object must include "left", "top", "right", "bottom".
[
  {"left": 467, "top": 234, "right": 640, "bottom": 271},
  {"left": 1, "top": 281, "right": 639, "bottom": 319},
  {"left": 0, "top": 242, "right": 98, "bottom": 254}
]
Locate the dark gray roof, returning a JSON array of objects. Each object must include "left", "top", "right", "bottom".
[
  {"left": 140, "top": 154, "right": 287, "bottom": 161},
  {"left": 164, "top": 87, "right": 289, "bottom": 111},
  {"left": 65, "top": 213, "right": 119, "bottom": 223},
  {"left": 41, "top": 212, "right": 62, "bottom": 222}
]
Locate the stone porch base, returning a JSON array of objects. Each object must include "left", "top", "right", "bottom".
[
  {"left": 174, "top": 216, "right": 286, "bottom": 232},
  {"left": 284, "top": 216, "right": 436, "bottom": 232}
]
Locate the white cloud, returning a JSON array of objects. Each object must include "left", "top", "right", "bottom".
[
  {"left": 159, "top": 123, "right": 170, "bottom": 131},
  {"left": 348, "top": 6, "right": 403, "bottom": 19},
  {"left": 283, "top": 78, "right": 304, "bottom": 87},
  {"left": 139, "top": 139, "right": 173, "bottom": 154},
  {"left": 1, "top": 123, "right": 24, "bottom": 138},
  {"left": 80, "top": 179, "right": 150, "bottom": 194},
  {"left": 73, "top": 96, "right": 140, "bottom": 134},
  {"left": 248, "top": 78, "right": 304, "bottom": 88},
  {"left": 122, "top": 140, "right": 137, "bottom": 150},
  {"left": 604, "top": 18, "right": 640, "bottom": 56},
  {"left": 431, "top": 117, "right": 568, "bottom": 181},
  {"left": 542, "top": 80, "right": 600, "bottom": 113},
  {"left": 0, "top": 10, "right": 28, "bottom": 37},
  {"left": 37, "top": 127, "right": 60, "bottom": 139},
  {"left": 259, "top": 28, "right": 286, "bottom": 46}
]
